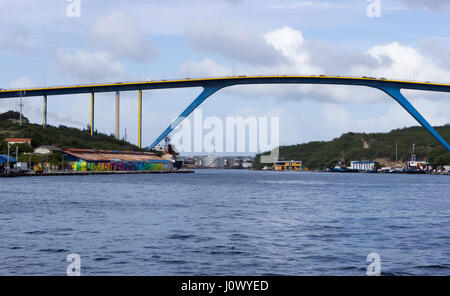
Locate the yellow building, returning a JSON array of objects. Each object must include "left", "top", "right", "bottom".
[{"left": 274, "top": 160, "right": 304, "bottom": 171}]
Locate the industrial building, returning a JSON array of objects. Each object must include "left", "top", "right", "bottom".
[
  {"left": 176, "top": 155, "right": 254, "bottom": 169},
  {"left": 199, "top": 155, "right": 225, "bottom": 168}
]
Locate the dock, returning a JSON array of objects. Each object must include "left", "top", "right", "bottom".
[{"left": 0, "top": 169, "right": 194, "bottom": 178}]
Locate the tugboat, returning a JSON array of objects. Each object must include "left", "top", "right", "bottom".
[
  {"left": 161, "top": 137, "right": 183, "bottom": 170},
  {"left": 404, "top": 144, "right": 428, "bottom": 174},
  {"left": 327, "top": 152, "right": 359, "bottom": 173}
]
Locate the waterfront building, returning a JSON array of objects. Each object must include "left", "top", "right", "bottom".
[
  {"left": 200, "top": 155, "right": 225, "bottom": 168},
  {"left": 61, "top": 148, "right": 172, "bottom": 172},
  {"left": 241, "top": 158, "right": 253, "bottom": 169},
  {"left": 350, "top": 161, "right": 378, "bottom": 172},
  {"left": 179, "top": 157, "right": 199, "bottom": 168},
  {"left": 274, "top": 159, "right": 304, "bottom": 171}
]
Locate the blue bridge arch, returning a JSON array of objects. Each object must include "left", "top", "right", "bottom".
[{"left": 1, "top": 75, "right": 449, "bottom": 151}]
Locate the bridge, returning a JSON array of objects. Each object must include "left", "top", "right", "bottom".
[{"left": 1, "top": 75, "right": 449, "bottom": 151}]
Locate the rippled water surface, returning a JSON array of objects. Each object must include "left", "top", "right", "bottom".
[{"left": 0, "top": 170, "right": 449, "bottom": 275}]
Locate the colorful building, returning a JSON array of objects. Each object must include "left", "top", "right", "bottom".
[
  {"left": 274, "top": 159, "right": 304, "bottom": 171},
  {"left": 62, "top": 148, "right": 172, "bottom": 172}
]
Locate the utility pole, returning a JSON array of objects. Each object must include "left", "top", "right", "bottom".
[
  {"left": 19, "top": 91, "right": 24, "bottom": 126},
  {"left": 395, "top": 143, "right": 398, "bottom": 167}
]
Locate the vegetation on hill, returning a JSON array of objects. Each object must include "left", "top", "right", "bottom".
[
  {"left": 0, "top": 111, "right": 141, "bottom": 156},
  {"left": 253, "top": 125, "right": 450, "bottom": 169}
]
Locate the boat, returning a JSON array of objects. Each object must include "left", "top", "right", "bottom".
[
  {"left": 327, "top": 161, "right": 359, "bottom": 173},
  {"left": 327, "top": 152, "right": 359, "bottom": 173},
  {"left": 404, "top": 144, "right": 428, "bottom": 174},
  {"left": 161, "top": 137, "right": 183, "bottom": 170}
]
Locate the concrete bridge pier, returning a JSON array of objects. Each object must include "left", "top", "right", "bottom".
[
  {"left": 115, "top": 91, "right": 120, "bottom": 140},
  {"left": 139, "top": 90, "right": 142, "bottom": 149},
  {"left": 43, "top": 95, "right": 47, "bottom": 128},
  {"left": 90, "top": 92, "right": 95, "bottom": 136}
]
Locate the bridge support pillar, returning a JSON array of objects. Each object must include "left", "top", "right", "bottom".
[
  {"left": 379, "top": 86, "right": 450, "bottom": 151},
  {"left": 147, "top": 85, "right": 224, "bottom": 150},
  {"left": 115, "top": 91, "right": 120, "bottom": 140},
  {"left": 43, "top": 95, "right": 47, "bottom": 128},
  {"left": 139, "top": 90, "right": 142, "bottom": 149},
  {"left": 91, "top": 92, "right": 95, "bottom": 136}
]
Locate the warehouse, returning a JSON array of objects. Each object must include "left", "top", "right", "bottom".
[{"left": 61, "top": 148, "right": 172, "bottom": 172}]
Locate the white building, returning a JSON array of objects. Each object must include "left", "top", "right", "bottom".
[
  {"left": 33, "top": 146, "right": 61, "bottom": 154},
  {"left": 350, "top": 161, "right": 377, "bottom": 171},
  {"left": 241, "top": 159, "right": 253, "bottom": 169}
]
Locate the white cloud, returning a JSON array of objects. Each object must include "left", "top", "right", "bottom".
[
  {"left": 183, "top": 26, "right": 450, "bottom": 107},
  {"left": 186, "top": 21, "right": 281, "bottom": 66},
  {"left": 91, "top": 12, "right": 157, "bottom": 62},
  {"left": 178, "top": 25, "right": 450, "bottom": 146},
  {"left": 351, "top": 42, "right": 450, "bottom": 83},
  {"left": 180, "top": 58, "right": 231, "bottom": 77},
  {"left": 53, "top": 49, "right": 125, "bottom": 82},
  {"left": 264, "top": 26, "right": 321, "bottom": 74}
]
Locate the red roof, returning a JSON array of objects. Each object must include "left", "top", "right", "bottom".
[{"left": 4, "top": 138, "right": 32, "bottom": 143}]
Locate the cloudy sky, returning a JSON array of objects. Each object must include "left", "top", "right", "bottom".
[{"left": 1, "top": 0, "right": 450, "bottom": 152}]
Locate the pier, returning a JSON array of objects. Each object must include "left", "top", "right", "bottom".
[{"left": 0, "top": 169, "right": 194, "bottom": 178}]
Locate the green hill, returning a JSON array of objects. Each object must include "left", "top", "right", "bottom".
[
  {"left": 253, "top": 125, "right": 450, "bottom": 169},
  {"left": 0, "top": 111, "right": 140, "bottom": 153}
]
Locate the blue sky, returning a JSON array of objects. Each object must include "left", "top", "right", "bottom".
[{"left": 1, "top": 0, "right": 450, "bottom": 152}]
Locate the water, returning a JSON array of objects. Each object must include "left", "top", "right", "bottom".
[{"left": 0, "top": 170, "right": 449, "bottom": 275}]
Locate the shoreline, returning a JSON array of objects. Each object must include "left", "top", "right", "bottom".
[{"left": 0, "top": 169, "right": 194, "bottom": 178}]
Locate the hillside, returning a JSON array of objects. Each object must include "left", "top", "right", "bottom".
[
  {"left": 0, "top": 111, "right": 140, "bottom": 153},
  {"left": 253, "top": 125, "right": 450, "bottom": 169}
]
